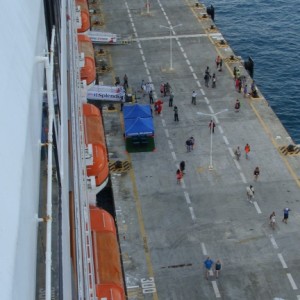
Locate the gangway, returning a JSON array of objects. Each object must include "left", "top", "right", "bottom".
[{"left": 87, "top": 30, "right": 132, "bottom": 45}]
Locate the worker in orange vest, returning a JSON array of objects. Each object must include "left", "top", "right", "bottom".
[{"left": 245, "top": 143, "right": 251, "bottom": 159}]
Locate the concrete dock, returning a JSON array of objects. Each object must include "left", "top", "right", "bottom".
[{"left": 98, "top": 0, "right": 300, "bottom": 299}]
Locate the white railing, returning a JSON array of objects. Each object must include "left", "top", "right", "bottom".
[{"left": 67, "top": 0, "right": 97, "bottom": 299}]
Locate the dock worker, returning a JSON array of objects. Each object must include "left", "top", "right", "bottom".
[
  {"left": 191, "top": 91, "right": 197, "bottom": 105},
  {"left": 244, "top": 143, "right": 251, "bottom": 159}
]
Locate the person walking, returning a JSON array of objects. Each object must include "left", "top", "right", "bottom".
[
  {"left": 218, "top": 58, "right": 223, "bottom": 71},
  {"left": 253, "top": 167, "right": 260, "bottom": 181},
  {"left": 270, "top": 212, "right": 276, "bottom": 229},
  {"left": 235, "top": 99, "right": 241, "bottom": 112},
  {"left": 189, "top": 137, "right": 195, "bottom": 150},
  {"left": 209, "top": 120, "right": 216, "bottom": 133},
  {"left": 176, "top": 169, "right": 183, "bottom": 184},
  {"left": 246, "top": 185, "right": 255, "bottom": 202},
  {"left": 215, "top": 55, "right": 221, "bottom": 69},
  {"left": 123, "top": 74, "right": 128, "bottom": 89},
  {"left": 191, "top": 91, "right": 197, "bottom": 105},
  {"left": 204, "top": 257, "right": 214, "bottom": 280},
  {"left": 149, "top": 90, "right": 154, "bottom": 104},
  {"left": 215, "top": 260, "right": 222, "bottom": 278},
  {"left": 282, "top": 208, "right": 291, "bottom": 224},
  {"left": 244, "top": 143, "right": 250, "bottom": 159},
  {"left": 234, "top": 146, "right": 241, "bottom": 160},
  {"left": 169, "top": 92, "right": 174, "bottom": 107},
  {"left": 186, "top": 139, "right": 192, "bottom": 152},
  {"left": 243, "top": 84, "right": 248, "bottom": 98},
  {"left": 160, "top": 82, "right": 164, "bottom": 95},
  {"left": 174, "top": 106, "right": 179, "bottom": 122},
  {"left": 212, "top": 73, "right": 216, "bottom": 88},
  {"left": 180, "top": 161, "right": 185, "bottom": 174}
]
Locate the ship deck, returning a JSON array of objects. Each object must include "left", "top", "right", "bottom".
[{"left": 99, "top": 0, "right": 300, "bottom": 299}]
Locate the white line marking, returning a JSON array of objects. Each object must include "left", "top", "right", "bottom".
[
  {"left": 204, "top": 97, "right": 209, "bottom": 104},
  {"left": 214, "top": 116, "right": 219, "bottom": 124},
  {"left": 287, "top": 273, "right": 298, "bottom": 290},
  {"left": 223, "top": 136, "right": 229, "bottom": 145},
  {"left": 269, "top": 235, "right": 279, "bottom": 249},
  {"left": 127, "top": 285, "right": 139, "bottom": 289},
  {"left": 165, "top": 129, "right": 169, "bottom": 138},
  {"left": 189, "top": 66, "right": 194, "bottom": 72},
  {"left": 168, "top": 140, "right": 174, "bottom": 150},
  {"left": 146, "top": 69, "right": 150, "bottom": 75},
  {"left": 138, "top": 43, "right": 141, "bottom": 49},
  {"left": 148, "top": 76, "right": 152, "bottom": 82},
  {"left": 186, "top": 59, "right": 191, "bottom": 65},
  {"left": 228, "top": 147, "right": 234, "bottom": 157},
  {"left": 208, "top": 105, "right": 214, "bottom": 114},
  {"left": 181, "top": 179, "right": 186, "bottom": 189},
  {"left": 240, "top": 172, "right": 247, "bottom": 183},
  {"left": 200, "top": 89, "right": 205, "bottom": 96},
  {"left": 209, "top": 269, "right": 214, "bottom": 276},
  {"left": 162, "top": 119, "right": 166, "bottom": 127},
  {"left": 193, "top": 73, "right": 198, "bottom": 80},
  {"left": 189, "top": 207, "right": 196, "bottom": 221},
  {"left": 218, "top": 126, "right": 224, "bottom": 134},
  {"left": 183, "top": 53, "right": 187, "bottom": 59},
  {"left": 211, "top": 281, "right": 221, "bottom": 298},
  {"left": 297, "top": 295, "right": 300, "bottom": 300},
  {"left": 163, "top": 11, "right": 166, "bottom": 16},
  {"left": 253, "top": 201, "right": 262, "bottom": 214},
  {"left": 278, "top": 253, "right": 288, "bottom": 269},
  {"left": 143, "top": 62, "right": 148, "bottom": 68},
  {"left": 233, "top": 159, "right": 241, "bottom": 170},
  {"left": 140, "top": 49, "right": 144, "bottom": 55},
  {"left": 177, "top": 41, "right": 182, "bottom": 47},
  {"left": 171, "top": 151, "right": 177, "bottom": 161},
  {"left": 141, "top": 55, "right": 145, "bottom": 61},
  {"left": 196, "top": 81, "right": 201, "bottom": 88},
  {"left": 201, "top": 242, "right": 207, "bottom": 255},
  {"left": 184, "top": 191, "right": 191, "bottom": 204}
]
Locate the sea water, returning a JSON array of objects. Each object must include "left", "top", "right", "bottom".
[{"left": 201, "top": 0, "right": 300, "bottom": 144}]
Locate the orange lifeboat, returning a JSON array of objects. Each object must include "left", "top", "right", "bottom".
[
  {"left": 90, "top": 206, "right": 125, "bottom": 300},
  {"left": 83, "top": 103, "right": 109, "bottom": 192},
  {"left": 76, "top": 0, "right": 90, "bottom": 33},
  {"left": 78, "top": 34, "right": 96, "bottom": 86}
]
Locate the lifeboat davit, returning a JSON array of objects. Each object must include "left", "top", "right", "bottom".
[
  {"left": 76, "top": 0, "right": 90, "bottom": 33},
  {"left": 83, "top": 103, "right": 109, "bottom": 194},
  {"left": 90, "top": 206, "right": 126, "bottom": 300},
  {"left": 78, "top": 34, "right": 96, "bottom": 86}
]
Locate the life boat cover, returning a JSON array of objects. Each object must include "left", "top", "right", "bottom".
[
  {"left": 78, "top": 34, "right": 95, "bottom": 85},
  {"left": 76, "top": 0, "right": 90, "bottom": 33}
]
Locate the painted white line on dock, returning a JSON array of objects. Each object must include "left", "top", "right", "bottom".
[
  {"left": 148, "top": 76, "right": 152, "bottom": 82},
  {"left": 240, "top": 172, "right": 247, "bottom": 183},
  {"left": 204, "top": 97, "right": 209, "bottom": 104},
  {"left": 253, "top": 201, "right": 262, "bottom": 214},
  {"left": 162, "top": 119, "right": 166, "bottom": 127},
  {"left": 143, "top": 62, "right": 148, "bottom": 68},
  {"left": 140, "top": 49, "right": 144, "bottom": 55},
  {"left": 208, "top": 105, "right": 214, "bottom": 114},
  {"left": 146, "top": 69, "right": 150, "bottom": 75},
  {"left": 233, "top": 159, "right": 241, "bottom": 170},
  {"left": 171, "top": 151, "right": 177, "bottom": 161},
  {"left": 211, "top": 281, "right": 221, "bottom": 298},
  {"left": 196, "top": 81, "right": 201, "bottom": 88},
  {"left": 223, "top": 136, "right": 229, "bottom": 145},
  {"left": 189, "top": 66, "right": 194, "bottom": 72},
  {"left": 138, "top": 43, "right": 141, "bottom": 49},
  {"left": 287, "top": 273, "right": 298, "bottom": 290},
  {"left": 163, "top": 11, "right": 166, "bottom": 16},
  {"left": 269, "top": 235, "right": 279, "bottom": 249},
  {"left": 186, "top": 59, "right": 191, "bottom": 65},
  {"left": 141, "top": 55, "right": 145, "bottom": 61},
  {"left": 189, "top": 207, "right": 196, "bottom": 221},
  {"left": 201, "top": 242, "right": 208, "bottom": 255},
  {"left": 218, "top": 126, "right": 224, "bottom": 134},
  {"left": 177, "top": 41, "right": 182, "bottom": 47},
  {"left": 181, "top": 179, "right": 186, "bottom": 189},
  {"left": 278, "top": 253, "right": 288, "bottom": 269},
  {"left": 165, "top": 129, "right": 169, "bottom": 138},
  {"left": 214, "top": 116, "right": 219, "bottom": 124},
  {"left": 183, "top": 52, "right": 187, "bottom": 58},
  {"left": 200, "top": 89, "right": 205, "bottom": 96},
  {"left": 127, "top": 285, "right": 139, "bottom": 289},
  {"left": 228, "top": 147, "right": 234, "bottom": 157},
  {"left": 184, "top": 191, "right": 191, "bottom": 204},
  {"left": 193, "top": 73, "right": 198, "bottom": 80},
  {"left": 168, "top": 140, "right": 174, "bottom": 150}
]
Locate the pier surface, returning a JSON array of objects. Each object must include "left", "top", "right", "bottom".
[{"left": 99, "top": 0, "right": 300, "bottom": 299}]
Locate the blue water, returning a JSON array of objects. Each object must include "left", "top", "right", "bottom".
[{"left": 201, "top": 0, "right": 300, "bottom": 144}]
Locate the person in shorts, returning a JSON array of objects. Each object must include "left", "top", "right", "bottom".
[
  {"left": 282, "top": 208, "right": 290, "bottom": 224},
  {"left": 204, "top": 257, "right": 214, "bottom": 279}
]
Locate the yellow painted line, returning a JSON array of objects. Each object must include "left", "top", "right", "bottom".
[{"left": 250, "top": 102, "right": 300, "bottom": 188}]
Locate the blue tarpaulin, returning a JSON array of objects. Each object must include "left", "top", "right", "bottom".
[
  {"left": 123, "top": 104, "right": 152, "bottom": 119},
  {"left": 124, "top": 117, "right": 154, "bottom": 137}
]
